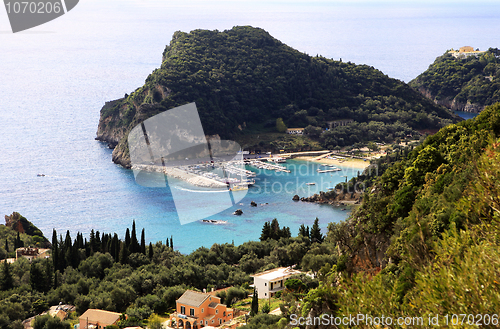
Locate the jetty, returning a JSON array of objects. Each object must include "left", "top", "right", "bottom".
[{"left": 247, "top": 159, "right": 291, "bottom": 173}]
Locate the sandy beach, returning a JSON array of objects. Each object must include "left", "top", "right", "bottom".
[{"left": 295, "top": 155, "right": 371, "bottom": 170}]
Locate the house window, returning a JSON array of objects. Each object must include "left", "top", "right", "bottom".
[
  {"left": 216, "top": 309, "right": 218, "bottom": 314},
  {"left": 181, "top": 306, "right": 185, "bottom": 315},
  {"left": 264, "top": 283, "right": 267, "bottom": 286},
  {"left": 190, "top": 308, "right": 195, "bottom": 316},
  {"left": 219, "top": 319, "right": 222, "bottom": 324},
  {"left": 265, "top": 293, "right": 267, "bottom": 296},
  {"left": 201, "top": 308, "right": 204, "bottom": 313},
  {"left": 223, "top": 311, "right": 226, "bottom": 317}
]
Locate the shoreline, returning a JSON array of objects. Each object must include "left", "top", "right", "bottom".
[{"left": 294, "top": 155, "right": 371, "bottom": 170}]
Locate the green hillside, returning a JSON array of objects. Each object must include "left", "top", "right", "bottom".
[
  {"left": 410, "top": 48, "right": 500, "bottom": 112},
  {"left": 96, "top": 26, "right": 457, "bottom": 168},
  {"left": 285, "top": 102, "right": 500, "bottom": 328}
]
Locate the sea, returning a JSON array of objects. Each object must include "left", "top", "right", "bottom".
[{"left": 0, "top": 0, "right": 495, "bottom": 253}]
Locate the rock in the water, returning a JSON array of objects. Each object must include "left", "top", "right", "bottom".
[
  {"left": 233, "top": 209, "right": 243, "bottom": 215},
  {"left": 292, "top": 195, "right": 300, "bottom": 201},
  {"left": 250, "top": 201, "right": 257, "bottom": 207}
]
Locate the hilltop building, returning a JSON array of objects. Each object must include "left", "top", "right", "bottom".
[{"left": 449, "top": 46, "right": 486, "bottom": 58}]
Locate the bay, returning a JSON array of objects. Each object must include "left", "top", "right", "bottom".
[{"left": 0, "top": 0, "right": 497, "bottom": 253}]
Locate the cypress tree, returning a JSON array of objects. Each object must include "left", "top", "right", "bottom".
[
  {"left": 251, "top": 288, "right": 259, "bottom": 316},
  {"left": 89, "top": 229, "right": 96, "bottom": 254},
  {"left": 113, "top": 234, "right": 120, "bottom": 262},
  {"left": 4, "top": 239, "right": 8, "bottom": 253},
  {"left": 170, "top": 236, "right": 173, "bottom": 250},
  {"left": 125, "top": 228, "right": 131, "bottom": 249},
  {"left": 119, "top": 242, "right": 129, "bottom": 264},
  {"left": 15, "top": 232, "right": 23, "bottom": 249},
  {"left": 166, "top": 239, "right": 169, "bottom": 249},
  {"left": 148, "top": 242, "right": 154, "bottom": 260},
  {"left": 131, "top": 221, "right": 138, "bottom": 253},
  {"left": 51, "top": 229, "right": 58, "bottom": 272},
  {"left": 140, "top": 229, "right": 146, "bottom": 255},
  {"left": 95, "top": 231, "right": 101, "bottom": 252},
  {"left": 58, "top": 235, "right": 66, "bottom": 270}
]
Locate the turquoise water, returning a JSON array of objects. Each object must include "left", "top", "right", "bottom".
[{"left": 0, "top": 1, "right": 498, "bottom": 253}]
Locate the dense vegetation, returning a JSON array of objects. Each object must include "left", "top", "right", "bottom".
[
  {"left": 0, "top": 216, "right": 332, "bottom": 328},
  {"left": 289, "top": 102, "right": 500, "bottom": 328},
  {"left": 96, "top": 26, "right": 457, "bottom": 166},
  {"left": 410, "top": 48, "right": 500, "bottom": 111}
]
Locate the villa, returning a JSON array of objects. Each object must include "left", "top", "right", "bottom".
[
  {"left": 449, "top": 46, "right": 486, "bottom": 58},
  {"left": 15, "top": 246, "right": 50, "bottom": 262},
  {"left": 169, "top": 290, "right": 234, "bottom": 329},
  {"left": 250, "top": 267, "right": 302, "bottom": 299}
]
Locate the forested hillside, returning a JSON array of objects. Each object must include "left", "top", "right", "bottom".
[
  {"left": 289, "top": 102, "right": 500, "bottom": 328},
  {"left": 410, "top": 48, "right": 500, "bottom": 113},
  {"left": 96, "top": 26, "right": 457, "bottom": 168}
]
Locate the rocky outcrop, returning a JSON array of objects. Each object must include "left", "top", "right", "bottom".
[
  {"left": 5, "top": 212, "right": 50, "bottom": 247},
  {"left": 233, "top": 209, "right": 243, "bottom": 215},
  {"left": 416, "top": 87, "right": 485, "bottom": 113},
  {"left": 250, "top": 201, "right": 257, "bottom": 207},
  {"left": 298, "top": 190, "right": 362, "bottom": 206}
]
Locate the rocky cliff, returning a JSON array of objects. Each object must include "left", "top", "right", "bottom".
[{"left": 410, "top": 48, "right": 500, "bottom": 113}]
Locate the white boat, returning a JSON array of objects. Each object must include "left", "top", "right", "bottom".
[
  {"left": 306, "top": 182, "right": 316, "bottom": 185},
  {"left": 201, "top": 219, "right": 227, "bottom": 224}
]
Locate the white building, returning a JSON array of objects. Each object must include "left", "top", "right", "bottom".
[
  {"left": 286, "top": 128, "right": 305, "bottom": 135},
  {"left": 250, "top": 267, "right": 302, "bottom": 299}
]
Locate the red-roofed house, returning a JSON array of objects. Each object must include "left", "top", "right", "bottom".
[
  {"left": 170, "top": 290, "right": 234, "bottom": 328},
  {"left": 79, "top": 309, "right": 121, "bottom": 329}
]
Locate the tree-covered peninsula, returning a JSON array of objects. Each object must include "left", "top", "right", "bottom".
[
  {"left": 410, "top": 47, "right": 500, "bottom": 113},
  {"left": 96, "top": 26, "right": 457, "bottom": 168}
]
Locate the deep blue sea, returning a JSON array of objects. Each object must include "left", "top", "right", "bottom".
[{"left": 0, "top": 0, "right": 497, "bottom": 253}]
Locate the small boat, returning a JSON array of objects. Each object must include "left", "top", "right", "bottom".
[
  {"left": 230, "top": 184, "right": 248, "bottom": 191},
  {"left": 37, "top": 174, "right": 45, "bottom": 177},
  {"left": 306, "top": 182, "right": 316, "bottom": 185},
  {"left": 202, "top": 219, "right": 227, "bottom": 224}
]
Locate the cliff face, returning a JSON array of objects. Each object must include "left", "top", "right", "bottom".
[
  {"left": 410, "top": 48, "right": 500, "bottom": 113},
  {"left": 417, "top": 87, "right": 485, "bottom": 113},
  {"left": 5, "top": 212, "right": 50, "bottom": 247},
  {"left": 96, "top": 26, "right": 458, "bottom": 167}
]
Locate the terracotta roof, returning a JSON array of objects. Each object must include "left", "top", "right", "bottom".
[
  {"left": 177, "top": 290, "right": 210, "bottom": 307},
  {"left": 79, "top": 309, "right": 121, "bottom": 325}
]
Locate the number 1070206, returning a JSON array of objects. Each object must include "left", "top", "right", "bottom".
[{"left": 5, "top": 1, "right": 62, "bottom": 14}]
